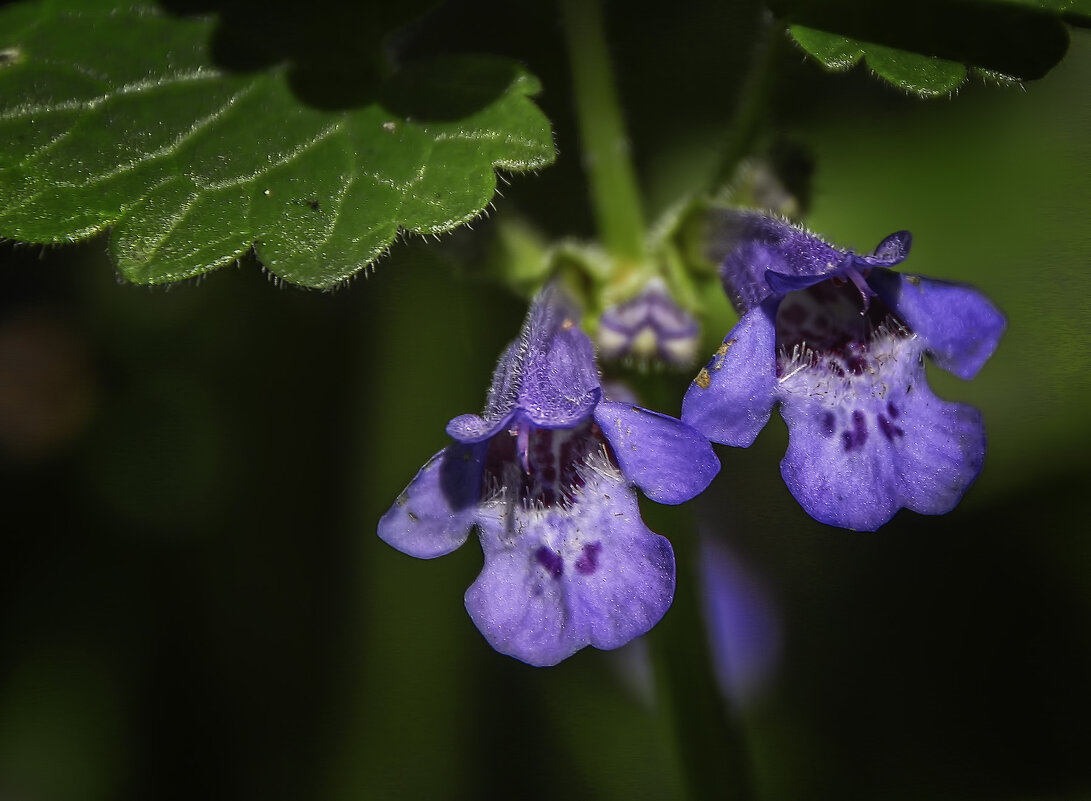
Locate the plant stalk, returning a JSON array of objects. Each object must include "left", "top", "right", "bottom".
[{"left": 560, "top": 0, "right": 647, "bottom": 265}]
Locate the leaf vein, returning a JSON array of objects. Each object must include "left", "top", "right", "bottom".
[
  {"left": 0, "top": 68, "right": 225, "bottom": 122},
  {"left": 201, "top": 120, "right": 344, "bottom": 191}
]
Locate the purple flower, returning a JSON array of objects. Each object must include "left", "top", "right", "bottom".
[
  {"left": 596, "top": 278, "right": 700, "bottom": 367},
  {"left": 379, "top": 287, "right": 720, "bottom": 666},
  {"left": 682, "top": 211, "right": 1005, "bottom": 531}
]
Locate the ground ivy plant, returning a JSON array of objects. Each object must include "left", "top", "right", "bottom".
[{"left": 2, "top": 0, "right": 1088, "bottom": 797}]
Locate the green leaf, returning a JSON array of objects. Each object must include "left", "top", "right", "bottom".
[
  {"left": 788, "top": 26, "right": 968, "bottom": 97},
  {"left": 0, "top": 2, "right": 555, "bottom": 288},
  {"left": 775, "top": 0, "right": 1085, "bottom": 97}
]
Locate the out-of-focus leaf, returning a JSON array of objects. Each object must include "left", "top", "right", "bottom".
[
  {"left": 0, "top": 2, "right": 555, "bottom": 288},
  {"left": 788, "top": 26, "right": 968, "bottom": 97},
  {"left": 774, "top": 0, "right": 1086, "bottom": 97}
]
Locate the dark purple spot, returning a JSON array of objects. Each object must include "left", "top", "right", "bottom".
[
  {"left": 842, "top": 409, "right": 868, "bottom": 452},
  {"left": 853, "top": 410, "right": 868, "bottom": 440},
  {"left": 821, "top": 412, "right": 835, "bottom": 437},
  {"left": 535, "top": 546, "right": 564, "bottom": 579},
  {"left": 877, "top": 413, "right": 905, "bottom": 442},
  {"left": 575, "top": 542, "right": 603, "bottom": 575},
  {"left": 887, "top": 401, "right": 899, "bottom": 419}
]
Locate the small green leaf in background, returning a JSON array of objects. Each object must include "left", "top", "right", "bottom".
[
  {"left": 774, "top": 0, "right": 1090, "bottom": 97},
  {"left": 0, "top": 1, "right": 555, "bottom": 288}
]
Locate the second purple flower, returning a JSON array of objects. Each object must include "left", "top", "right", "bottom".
[{"left": 683, "top": 211, "right": 1005, "bottom": 531}]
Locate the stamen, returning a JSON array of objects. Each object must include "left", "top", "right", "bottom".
[
  {"left": 846, "top": 266, "right": 876, "bottom": 314},
  {"left": 517, "top": 422, "right": 531, "bottom": 474}
]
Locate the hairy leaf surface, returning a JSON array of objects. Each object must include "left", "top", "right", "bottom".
[
  {"left": 775, "top": 0, "right": 1090, "bottom": 97},
  {"left": 0, "top": 2, "right": 555, "bottom": 287}
]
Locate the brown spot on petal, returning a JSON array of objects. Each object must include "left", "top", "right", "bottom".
[
  {"left": 562, "top": 318, "right": 575, "bottom": 330},
  {"left": 695, "top": 367, "right": 711, "bottom": 389},
  {"left": 713, "top": 338, "right": 736, "bottom": 369}
]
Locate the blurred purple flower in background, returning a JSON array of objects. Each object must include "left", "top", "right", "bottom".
[
  {"left": 698, "top": 534, "right": 781, "bottom": 705},
  {"left": 610, "top": 532, "right": 781, "bottom": 708},
  {"left": 596, "top": 278, "right": 700, "bottom": 367},
  {"left": 683, "top": 211, "right": 1005, "bottom": 530},
  {"left": 379, "top": 286, "right": 719, "bottom": 666}
]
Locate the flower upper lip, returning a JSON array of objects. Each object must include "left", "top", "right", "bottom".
[
  {"left": 707, "top": 209, "right": 913, "bottom": 315},
  {"left": 447, "top": 285, "right": 602, "bottom": 444}
]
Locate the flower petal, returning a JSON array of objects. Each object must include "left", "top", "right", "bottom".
[
  {"left": 707, "top": 210, "right": 843, "bottom": 312},
  {"left": 869, "top": 270, "right": 1006, "bottom": 380},
  {"left": 594, "top": 401, "right": 720, "bottom": 504},
  {"left": 764, "top": 257, "right": 852, "bottom": 296},
  {"left": 778, "top": 369, "right": 986, "bottom": 531},
  {"left": 446, "top": 408, "right": 516, "bottom": 444},
  {"left": 682, "top": 303, "right": 778, "bottom": 447},
  {"left": 518, "top": 320, "right": 601, "bottom": 429},
  {"left": 856, "top": 230, "right": 912, "bottom": 267},
  {"left": 465, "top": 467, "right": 675, "bottom": 666},
  {"left": 377, "top": 443, "right": 486, "bottom": 558},
  {"left": 447, "top": 286, "right": 601, "bottom": 441},
  {"left": 461, "top": 286, "right": 602, "bottom": 440}
]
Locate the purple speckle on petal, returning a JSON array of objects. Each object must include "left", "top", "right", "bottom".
[
  {"left": 877, "top": 413, "right": 905, "bottom": 442},
  {"left": 821, "top": 412, "right": 835, "bottom": 437},
  {"left": 887, "top": 401, "right": 900, "bottom": 419},
  {"left": 535, "top": 546, "right": 564, "bottom": 579},
  {"left": 841, "top": 409, "right": 868, "bottom": 452},
  {"left": 574, "top": 541, "right": 603, "bottom": 575}
]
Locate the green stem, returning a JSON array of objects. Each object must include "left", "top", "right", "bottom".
[
  {"left": 560, "top": 0, "right": 647, "bottom": 264},
  {"left": 709, "top": 10, "right": 781, "bottom": 193},
  {"left": 648, "top": 503, "right": 756, "bottom": 801},
  {"left": 633, "top": 376, "right": 755, "bottom": 801}
]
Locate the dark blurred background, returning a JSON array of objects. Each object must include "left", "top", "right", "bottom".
[{"left": 1, "top": 1, "right": 1089, "bottom": 799}]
